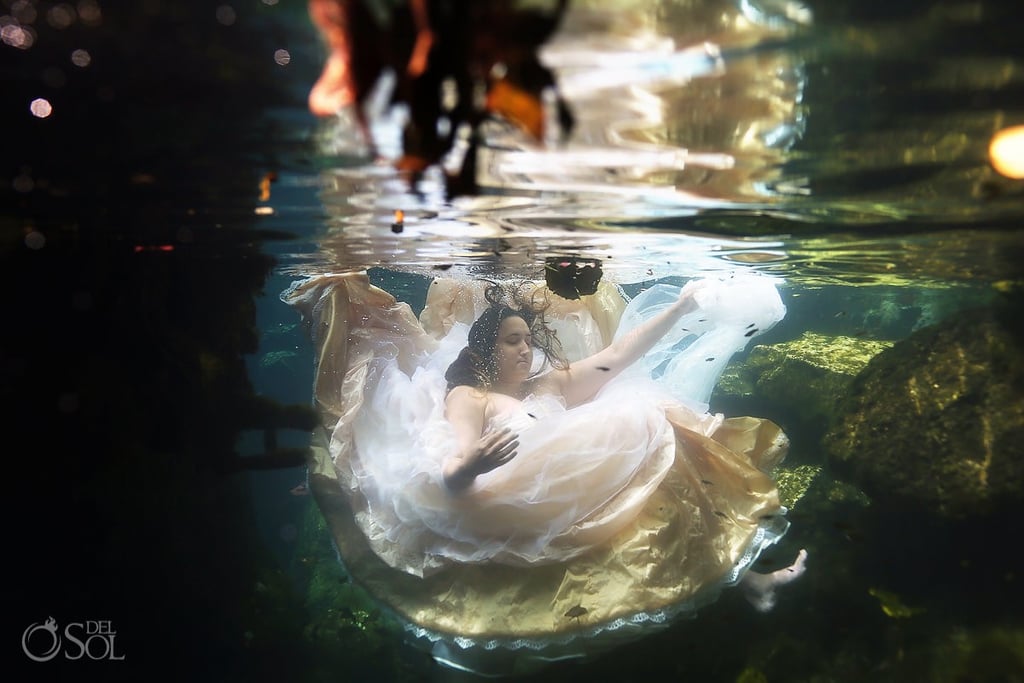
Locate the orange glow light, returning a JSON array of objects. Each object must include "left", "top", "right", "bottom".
[
  {"left": 258, "top": 171, "right": 277, "bottom": 201},
  {"left": 989, "top": 125, "right": 1024, "bottom": 179}
]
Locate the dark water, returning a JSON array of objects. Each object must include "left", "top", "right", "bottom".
[{"left": 3, "top": 0, "right": 1023, "bottom": 681}]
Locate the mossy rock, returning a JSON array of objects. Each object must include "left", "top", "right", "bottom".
[
  {"left": 825, "top": 307, "right": 1024, "bottom": 519},
  {"left": 717, "top": 332, "right": 892, "bottom": 426}
]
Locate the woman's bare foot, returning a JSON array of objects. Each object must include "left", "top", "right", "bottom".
[
  {"left": 741, "top": 548, "right": 808, "bottom": 612},
  {"left": 309, "top": 51, "right": 355, "bottom": 116},
  {"left": 308, "top": 0, "right": 355, "bottom": 116}
]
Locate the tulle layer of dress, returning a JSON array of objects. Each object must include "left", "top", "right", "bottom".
[{"left": 283, "top": 271, "right": 791, "bottom": 670}]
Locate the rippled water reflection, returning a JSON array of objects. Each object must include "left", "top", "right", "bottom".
[{"left": 281, "top": 0, "right": 1023, "bottom": 286}]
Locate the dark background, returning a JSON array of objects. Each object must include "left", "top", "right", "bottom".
[{"left": 2, "top": 2, "right": 320, "bottom": 679}]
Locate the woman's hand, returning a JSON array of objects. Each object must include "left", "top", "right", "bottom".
[
  {"left": 444, "top": 428, "right": 519, "bottom": 492},
  {"left": 677, "top": 278, "right": 707, "bottom": 311}
]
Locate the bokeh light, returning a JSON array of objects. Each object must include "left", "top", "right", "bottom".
[
  {"left": 47, "top": 3, "right": 76, "bottom": 29},
  {"left": 273, "top": 48, "right": 290, "bottom": 66},
  {"left": 30, "top": 98, "right": 53, "bottom": 118},
  {"left": 13, "top": 170, "right": 34, "bottom": 193},
  {"left": 11, "top": 0, "right": 37, "bottom": 24},
  {"left": 1, "top": 23, "right": 35, "bottom": 49},
  {"left": 24, "top": 230, "right": 46, "bottom": 250},
  {"left": 215, "top": 5, "right": 236, "bottom": 26},
  {"left": 77, "top": 0, "right": 101, "bottom": 26},
  {"left": 71, "top": 48, "right": 91, "bottom": 67},
  {"left": 989, "top": 125, "right": 1024, "bottom": 179}
]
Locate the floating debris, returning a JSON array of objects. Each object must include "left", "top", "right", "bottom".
[
  {"left": 564, "top": 604, "right": 588, "bottom": 623},
  {"left": 258, "top": 170, "right": 278, "bottom": 201},
  {"left": 260, "top": 350, "right": 298, "bottom": 369},
  {"left": 868, "top": 588, "right": 926, "bottom": 618}
]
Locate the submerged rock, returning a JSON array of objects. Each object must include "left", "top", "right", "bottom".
[
  {"left": 825, "top": 307, "right": 1024, "bottom": 518},
  {"left": 717, "top": 331, "right": 892, "bottom": 429}
]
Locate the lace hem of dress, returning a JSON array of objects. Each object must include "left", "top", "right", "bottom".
[{"left": 398, "top": 517, "right": 789, "bottom": 676}]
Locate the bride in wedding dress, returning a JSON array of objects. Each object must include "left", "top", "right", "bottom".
[{"left": 284, "top": 269, "right": 806, "bottom": 671}]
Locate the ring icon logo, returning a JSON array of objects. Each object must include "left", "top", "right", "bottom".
[
  {"left": 22, "top": 616, "right": 60, "bottom": 662},
  {"left": 22, "top": 616, "right": 126, "bottom": 662}
]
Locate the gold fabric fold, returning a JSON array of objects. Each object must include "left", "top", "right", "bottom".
[{"left": 287, "top": 272, "right": 787, "bottom": 640}]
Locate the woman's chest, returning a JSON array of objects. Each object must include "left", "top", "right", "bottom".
[
  {"left": 484, "top": 393, "right": 524, "bottom": 424},
  {"left": 484, "top": 387, "right": 564, "bottom": 431}
]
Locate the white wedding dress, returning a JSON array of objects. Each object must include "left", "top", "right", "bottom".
[{"left": 283, "top": 270, "right": 791, "bottom": 669}]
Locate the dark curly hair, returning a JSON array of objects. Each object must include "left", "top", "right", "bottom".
[{"left": 444, "top": 281, "right": 566, "bottom": 392}]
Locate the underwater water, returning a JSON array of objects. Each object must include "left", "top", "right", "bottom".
[{"left": 3, "top": 0, "right": 1023, "bottom": 681}]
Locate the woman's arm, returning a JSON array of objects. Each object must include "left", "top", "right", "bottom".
[
  {"left": 546, "top": 280, "right": 704, "bottom": 407},
  {"left": 442, "top": 387, "right": 519, "bottom": 492}
]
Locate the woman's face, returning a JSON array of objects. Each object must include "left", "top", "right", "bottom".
[{"left": 492, "top": 315, "right": 533, "bottom": 385}]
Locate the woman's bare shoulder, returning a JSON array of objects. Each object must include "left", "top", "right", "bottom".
[{"left": 445, "top": 385, "right": 488, "bottom": 407}]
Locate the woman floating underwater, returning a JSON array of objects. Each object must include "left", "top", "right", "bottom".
[{"left": 284, "top": 271, "right": 806, "bottom": 671}]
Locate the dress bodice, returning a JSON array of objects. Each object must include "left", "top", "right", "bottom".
[{"left": 486, "top": 392, "right": 565, "bottom": 434}]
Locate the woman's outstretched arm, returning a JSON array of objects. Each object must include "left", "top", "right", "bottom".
[{"left": 546, "top": 280, "right": 704, "bottom": 407}]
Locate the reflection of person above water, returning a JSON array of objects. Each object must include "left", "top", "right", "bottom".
[
  {"left": 285, "top": 271, "right": 806, "bottom": 632},
  {"left": 306, "top": 0, "right": 574, "bottom": 189}
]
